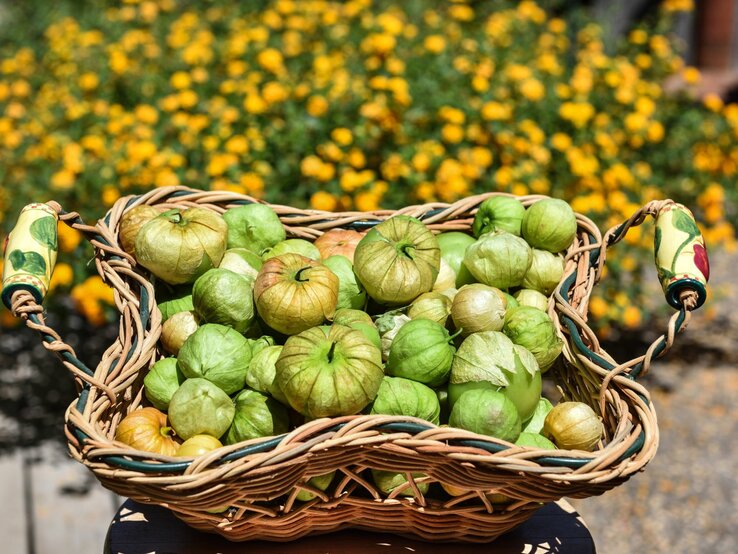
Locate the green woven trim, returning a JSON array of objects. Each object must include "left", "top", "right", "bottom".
[{"left": 63, "top": 191, "right": 658, "bottom": 473}]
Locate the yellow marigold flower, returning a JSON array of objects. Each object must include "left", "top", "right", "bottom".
[
  {"left": 520, "top": 79, "right": 546, "bottom": 102},
  {"left": 449, "top": 4, "right": 474, "bottom": 21},
  {"left": 550, "top": 132, "right": 572, "bottom": 151},
  {"left": 6, "top": 101, "right": 26, "bottom": 119},
  {"left": 178, "top": 90, "right": 198, "bottom": 109},
  {"left": 704, "top": 93, "right": 724, "bottom": 112},
  {"left": 472, "top": 75, "right": 489, "bottom": 92},
  {"left": 412, "top": 151, "right": 432, "bottom": 173},
  {"left": 494, "top": 166, "right": 513, "bottom": 187},
  {"left": 635, "top": 53, "right": 652, "bottom": 69},
  {"left": 58, "top": 223, "right": 82, "bottom": 253},
  {"left": 380, "top": 154, "right": 409, "bottom": 181},
  {"left": 635, "top": 96, "right": 655, "bottom": 116},
  {"left": 319, "top": 142, "right": 343, "bottom": 162},
  {"left": 355, "top": 191, "right": 380, "bottom": 212},
  {"left": 240, "top": 173, "right": 264, "bottom": 196},
  {"left": 548, "top": 18, "right": 566, "bottom": 33},
  {"left": 537, "top": 53, "right": 561, "bottom": 75},
  {"left": 78, "top": 72, "right": 99, "bottom": 91},
  {"left": 160, "top": 94, "right": 179, "bottom": 112},
  {"left": 225, "top": 135, "right": 249, "bottom": 155},
  {"left": 622, "top": 306, "right": 642, "bottom": 329},
  {"left": 307, "top": 95, "right": 328, "bottom": 117},
  {"left": 49, "top": 262, "right": 74, "bottom": 290},
  {"left": 202, "top": 135, "right": 219, "bottom": 152},
  {"left": 441, "top": 123, "right": 464, "bottom": 144},
  {"left": 10, "top": 79, "right": 30, "bottom": 97},
  {"left": 310, "top": 191, "right": 338, "bottom": 211},
  {"left": 102, "top": 185, "right": 121, "bottom": 206},
  {"left": 377, "top": 13, "right": 404, "bottom": 35},
  {"left": 555, "top": 83, "right": 571, "bottom": 99},
  {"left": 682, "top": 66, "right": 700, "bottom": 84},
  {"left": 347, "top": 148, "right": 366, "bottom": 169},
  {"left": 481, "top": 101, "right": 511, "bottom": 121},
  {"left": 316, "top": 162, "right": 335, "bottom": 182},
  {"left": 647, "top": 121, "right": 665, "bottom": 142},
  {"left": 415, "top": 181, "right": 435, "bottom": 201},
  {"left": 331, "top": 127, "right": 353, "bottom": 146},
  {"left": 128, "top": 140, "right": 157, "bottom": 163},
  {"left": 257, "top": 48, "right": 285, "bottom": 74},
  {"left": 439, "top": 106, "right": 465, "bottom": 125},
  {"left": 589, "top": 296, "right": 608, "bottom": 319},
  {"left": 155, "top": 169, "right": 179, "bottom": 188},
  {"left": 170, "top": 71, "right": 191, "bottom": 90},
  {"left": 572, "top": 193, "right": 606, "bottom": 214},
  {"left": 530, "top": 177, "right": 550, "bottom": 194},
  {"left": 559, "top": 101, "right": 595, "bottom": 128},
  {"left": 567, "top": 149, "right": 600, "bottom": 177},
  {"left": 362, "top": 33, "right": 396, "bottom": 55},
  {"left": 51, "top": 169, "right": 75, "bottom": 190},
  {"left": 301, "top": 155, "right": 322, "bottom": 177},
  {"left": 386, "top": 57, "right": 405, "bottom": 74},
  {"left": 624, "top": 112, "right": 647, "bottom": 132},
  {"left": 134, "top": 104, "right": 158, "bottom": 125},
  {"left": 262, "top": 81, "right": 289, "bottom": 104},
  {"left": 663, "top": 0, "right": 694, "bottom": 12},
  {"left": 140, "top": 1, "right": 159, "bottom": 22},
  {"left": 424, "top": 35, "right": 446, "bottom": 54},
  {"left": 207, "top": 153, "right": 236, "bottom": 176},
  {"left": 244, "top": 94, "right": 267, "bottom": 114},
  {"left": 517, "top": 1, "right": 546, "bottom": 23},
  {"left": 470, "top": 146, "right": 493, "bottom": 167}
]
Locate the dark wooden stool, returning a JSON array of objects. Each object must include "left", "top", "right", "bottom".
[{"left": 104, "top": 499, "right": 595, "bottom": 553}]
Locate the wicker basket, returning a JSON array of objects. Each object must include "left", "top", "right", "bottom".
[{"left": 2, "top": 187, "right": 709, "bottom": 543}]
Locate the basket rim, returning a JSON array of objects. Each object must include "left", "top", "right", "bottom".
[{"left": 42, "top": 186, "right": 682, "bottom": 477}]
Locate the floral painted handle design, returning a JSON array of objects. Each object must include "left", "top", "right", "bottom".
[
  {"left": 654, "top": 203, "right": 709, "bottom": 310},
  {"left": 2, "top": 203, "right": 59, "bottom": 309}
]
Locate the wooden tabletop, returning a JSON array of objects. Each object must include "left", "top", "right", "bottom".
[{"left": 104, "top": 499, "right": 595, "bottom": 553}]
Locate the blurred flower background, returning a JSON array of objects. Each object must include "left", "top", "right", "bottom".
[{"left": 0, "top": 0, "right": 735, "bottom": 333}]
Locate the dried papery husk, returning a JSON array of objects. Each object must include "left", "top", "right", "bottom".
[
  {"left": 543, "top": 401, "right": 603, "bottom": 451},
  {"left": 115, "top": 407, "right": 179, "bottom": 456},
  {"left": 451, "top": 283, "right": 506, "bottom": 336},
  {"left": 119, "top": 204, "right": 162, "bottom": 257},
  {"left": 432, "top": 258, "right": 457, "bottom": 292},
  {"left": 408, "top": 291, "right": 452, "bottom": 327}
]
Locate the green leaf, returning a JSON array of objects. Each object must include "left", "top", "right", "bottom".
[
  {"left": 30, "top": 217, "right": 57, "bottom": 250},
  {"left": 654, "top": 226, "right": 662, "bottom": 255},
  {"left": 672, "top": 210, "right": 700, "bottom": 238},
  {"left": 657, "top": 266, "right": 676, "bottom": 282},
  {"left": 8, "top": 249, "right": 25, "bottom": 271},
  {"left": 7, "top": 249, "right": 46, "bottom": 276}
]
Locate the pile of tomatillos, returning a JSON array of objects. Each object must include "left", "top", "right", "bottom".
[{"left": 115, "top": 196, "right": 604, "bottom": 497}]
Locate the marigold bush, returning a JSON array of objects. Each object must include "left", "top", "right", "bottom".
[{"left": 0, "top": 0, "right": 734, "bottom": 332}]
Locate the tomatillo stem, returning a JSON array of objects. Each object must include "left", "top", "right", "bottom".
[{"left": 295, "top": 267, "right": 311, "bottom": 282}]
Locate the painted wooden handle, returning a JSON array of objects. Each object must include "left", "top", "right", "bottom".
[
  {"left": 2, "top": 203, "right": 59, "bottom": 309},
  {"left": 654, "top": 203, "right": 709, "bottom": 310}
]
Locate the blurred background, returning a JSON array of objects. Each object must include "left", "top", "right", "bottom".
[{"left": 0, "top": 1, "right": 736, "bottom": 553}]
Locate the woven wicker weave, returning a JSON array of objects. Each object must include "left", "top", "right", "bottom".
[{"left": 8, "top": 187, "right": 699, "bottom": 543}]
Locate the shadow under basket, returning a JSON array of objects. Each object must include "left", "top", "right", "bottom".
[{"left": 3, "top": 187, "right": 708, "bottom": 543}]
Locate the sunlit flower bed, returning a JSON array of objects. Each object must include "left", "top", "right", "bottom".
[{"left": 0, "top": 0, "right": 733, "bottom": 332}]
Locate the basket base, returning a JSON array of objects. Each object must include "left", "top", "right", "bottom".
[{"left": 106, "top": 498, "right": 595, "bottom": 551}]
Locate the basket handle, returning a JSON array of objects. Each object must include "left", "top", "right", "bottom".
[
  {"left": 601, "top": 200, "right": 709, "bottom": 311},
  {"left": 2, "top": 202, "right": 122, "bottom": 401},
  {"left": 579, "top": 199, "right": 708, "bottom": 389}
]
